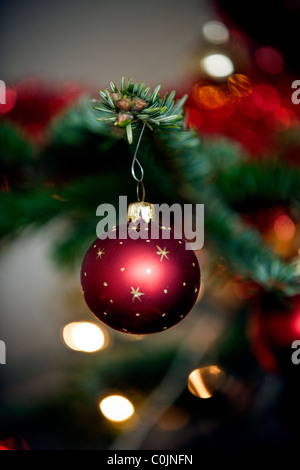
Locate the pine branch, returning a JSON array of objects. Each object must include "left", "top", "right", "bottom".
[
  {"left": 1, "top": 78, "right": 300, "bottom": 297},
  {"left": 0, "top": 122, "right": 37, "bottom": 190},
  {"left": 215, "top": 158, "right": 300, "bottom": 210},
  {"left": 92, "top": 77, "right": 187, "bottom": 143},
  {"left": 154, "top": 126, "right": 300, "bottom": 295}
]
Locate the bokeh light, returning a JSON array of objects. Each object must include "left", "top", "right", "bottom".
[
  {"left": 254, "top": 46, "right": 284, "bottom": 75},
  {"left": 238, "top": 93, "right": 263, "bottom": 120},
  {"left": 292, "top": 308, "right": 300, "bottom": 337},
  {"left": 202, "top": 20, "right": 230, "bottom": 45},
  {"left": 99, "top": 395, "right": 134, "bottom": 422},
  {"left": 185, "top": 107, "right": 203, "bottom": 129},
  {"left": 201, "top": 54, "right": 234, "bottom": 78},
  {"left": 227, "top": 74, "right": 252, "bottom": 98},
  {"left": 62, "top": 321, "right": 107, "bottom": 352},
  {"left": 238, "top": 83, "right": 280, "bottom": 121},
  {"left": 193, "top": 83, "right": 227, "bottom": 109},
  {"left": 273, "top": 214, "right": 296, "bottom": 242},
  {"left": 265, "top": 107, "right": 299, "bottom": 132},
  {"left": 188, "top": 365, "right": 225, "bottom": 399},
  {"left": 252, "top": 84, "right": 280, "bottom": 114}
]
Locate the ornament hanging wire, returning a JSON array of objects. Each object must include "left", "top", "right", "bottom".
[{"left": 131, "top": 123, "right": 146, "bottom": 202}]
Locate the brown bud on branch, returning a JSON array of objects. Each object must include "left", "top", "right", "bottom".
[
  {"left": 117, "top": 98, "right": 132, "bottom": 111},
  {"left": 110, "top": 92, "right": 120, "bottom": 102},
  {"left": 117, "top": 112, "right": 132, "bottom": 123},
  {"left": 134, "top": 99, "right": 147, "bottom": 112}
]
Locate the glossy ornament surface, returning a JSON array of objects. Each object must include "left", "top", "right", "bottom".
[{"left": 81, "top": 221, "right": 201, "bottom": 335}]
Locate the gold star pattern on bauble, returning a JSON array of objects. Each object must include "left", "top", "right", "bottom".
[
  {"left": 96, "top": 248, "right": 105, "bottom": 259},
  {"left": 156, "top": 245, "right": 170, "bottom": 261},
  {"left": 130, "top": 286, "right": 144, "bottom": 302}
]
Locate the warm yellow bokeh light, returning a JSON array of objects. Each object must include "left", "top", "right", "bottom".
[
  {"left": 99, "top": 395, "right": 134, "bottom": 422},
  {"left": 201, "top": 54, "right": 234, "bottom": 78},
  {"left": 62, "top": 322, "right": 106, "bottom": 352},
  {"left": 188, "top": 365, "right": 225, "bottom": 399}
]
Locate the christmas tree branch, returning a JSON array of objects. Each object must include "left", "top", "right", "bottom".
[
  {"left": 215, "top": 159, "right": 300, "bottom": 210},
  {"left": 92, "top": 77, "right": 187, "bottom": 143},
  {"left": 155, "top": 126, "right": 300, "bottom": 294},
  {"left": 0, "top": 78, "right": 300, "bottom": 296}
]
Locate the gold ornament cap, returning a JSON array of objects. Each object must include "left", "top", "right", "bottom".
[{"left": 127, "top": 201, "right": 156, "bottom": 224}]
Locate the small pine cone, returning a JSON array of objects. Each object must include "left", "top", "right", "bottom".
[
  {"left": 117, "top": 112, "right": 132, "bottom": 123},
  {"left": 110, "top": 92, "right": 120, "bottom": 102},
  {"left": 117, "top": 98, "right": 132, "bottom": 111},
  {"left": 134, "top": 99, "right": 147, "bottom": 112}
]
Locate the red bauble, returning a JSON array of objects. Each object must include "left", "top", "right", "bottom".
[
  {"left": 248, "top": 294, "right": 300, "bottom": 376},
  {"left": 81, "top": 221, "right": 200, "bottom": 335}
]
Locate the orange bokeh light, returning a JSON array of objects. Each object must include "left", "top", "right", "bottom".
[
  {"left": 273, "top": 214, "right": 296, "bottom": 242},
  {"left": 227, "top": 74, "right": 252, "bottom": 98},
  {"left": 193, "top": 83, "right": 227, "bottom": 110}
]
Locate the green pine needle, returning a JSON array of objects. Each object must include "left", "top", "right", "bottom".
[{"left": 126, "top": 123, "right": 133, "bottom": 144}]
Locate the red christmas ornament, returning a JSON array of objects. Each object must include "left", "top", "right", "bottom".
[
  {"left": 248, "top": 294, "right": 300, "bottom": 376},
  {"left": 81, "top": 204, "right": 201, "bottom": 335}
]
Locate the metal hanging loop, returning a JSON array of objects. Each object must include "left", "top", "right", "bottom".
[{"left": 131, "top": 123, "right": 146, "bottom": 184}]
